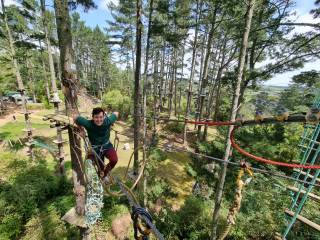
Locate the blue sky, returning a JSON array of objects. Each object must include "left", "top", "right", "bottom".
[{"left": 74, "top": 0, "right": 319, "bottom": 86}]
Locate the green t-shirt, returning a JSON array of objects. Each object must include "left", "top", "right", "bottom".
[{"left": 75, "top": 113, "right": 117, "bottom": 149}]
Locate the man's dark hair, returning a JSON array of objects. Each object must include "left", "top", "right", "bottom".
[{"left": 92, "top": 107, "right": 105, "bottom": 117}]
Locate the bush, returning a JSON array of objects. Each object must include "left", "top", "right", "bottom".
[
  {"left": 155, "top": 196, "right": 211, "bottom": 239},
  {"left": 148, "top": 178, "right": 177, "bottom": 201},
  {"left": 149, "top": 148, "right": 167, "bottom": 162},
  {"left": 0, "top": 152, "right": 71, "bottom": 239},
  {"left": 102, "top": 90, "right": 131, "bottom": 119},
  {"left": 164, "top": 122, "right": 184, "bottom": 134},
  {"left": 27, "top": 103, "right": 45, "bottom": 110}
]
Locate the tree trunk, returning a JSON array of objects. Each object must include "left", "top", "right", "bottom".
[
  {"left": 133, "top": 0, "right": 142, "bottom": 174},
  {"left": 40, "top": 0, "right": 60, "bottom": 107},
  {"left": 183, "top": 0, "right": 202, "bottom": 143},
  {"left": 26, "top": 58, "right": 37, "bottom": 103},
  {"left": 54, "top": 0, "right": 87, "bottom": 235},
  {"left": 197, "top": 6, "right": 218, "bottom": 139},
  {"left": 194, "top": 32, "right": 206, "bottom": 130},
  {"left": 168, "top": 48, "right": 176, "bottom": 117},
  {"left": 142, "top": 0, "right": 154, "bottom": 205},
  {"left": 203, "top": 39, "right": 228, "bottom": 140},
  {"left": 211, "top": 1, "right": 256, "bottom": 239},
  {"left": 159, "top": 45, "right": 166, "bottom": 111}
]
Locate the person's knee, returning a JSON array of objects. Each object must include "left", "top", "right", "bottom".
[
  {"left": 104, "top": 148, "right": 117, "bottom": 167},
  {"left": 110, "top": 154, "right": 118, "bottom": 167}
]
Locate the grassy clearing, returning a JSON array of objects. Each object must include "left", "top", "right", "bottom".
[{"left": 157, "top": 151, "right": 194, "bottom": 207}]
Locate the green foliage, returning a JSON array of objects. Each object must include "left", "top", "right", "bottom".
[
  {"left": 149, "top": 148, "right": 167, "bottom": 162},
  {"left": 186, "top": 164, "right": 197, "bottom": 177},
  {"left": 164, "top": 121, "right": 184, "bottom": 134},
  {"left": 41, "top": 96, "right": 54, "bottom": 109},
  {"left": 0, "top": 151, "right": 72, "bottom": 239},
  {"left": 292, "top": 70, "right": 320, "bottom": 88},
  {"left": 147, "top": 178, "right": 177, "bottom": 202},
  {"left": 235, "top": 124, "right": 302, "bottom": 171},
  {"left": 278, "top": 84, "right": 314, "bottom": 111},
  {"left": 156, "top": 196, "right": 211, "bottom": 239},
  {"left": 26, "top": 102, "right": 45, "bottom": 110},
  {"left": 22, "top": 205, "right": 69, "bottom": 240},
  {"left": 102, "top": 90, "right": 131, "bottom": 118},
  {"left": 229, "top": 174, "right": 290, "bottom": 239}
]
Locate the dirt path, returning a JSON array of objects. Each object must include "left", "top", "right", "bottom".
[{"left": 0, "top": 109, "right": 18, "bottom": 127}]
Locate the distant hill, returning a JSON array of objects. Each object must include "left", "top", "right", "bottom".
[{"left": 261, "top": 85, "right": 288, "bottom": 92}]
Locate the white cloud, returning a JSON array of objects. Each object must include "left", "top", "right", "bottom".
[
  {"left": 0, "top": 0, "right": 19, "bottom": 11},
  {"left": 292, "top": 11, "right": 319, "bottom": 34},
  {"left": 99, "top": 0, "right": 118, "bottom": 11},
  {"left": 264, "top": 59, "right": 320, "bottom": 86}
]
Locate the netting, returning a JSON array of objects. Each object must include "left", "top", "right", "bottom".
[{"left": 85, "top": 158, "right": 104, "bottom": 226}]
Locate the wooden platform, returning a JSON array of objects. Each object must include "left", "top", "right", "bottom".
[
  {"left": 61, "top": 207, "right": 86, "bottom": 228},
  {"left": 287, "top": 186, "right": 320, "bottom": 202},
  {"left": 285, "top": 209, "right": 320, "bottom": 231},
  {"left": 43, "top": 114, "right": 74, "bottom": 126}
]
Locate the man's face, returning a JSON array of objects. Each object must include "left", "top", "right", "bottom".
[{"left": 93, "top": 112, "right": 105, "bottom": 126}]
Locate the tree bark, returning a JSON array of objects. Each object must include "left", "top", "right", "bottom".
[
  {"left": 183, "top": 0, "right": 202, "bottom": 143},
  {"left": 142, "top": 0, "right": 154, "bottom": 205},
  {"left": 54, "top": 0, "right": 87, "bottom": 235},
  {"left": 211, "top": 1, "right": 256, "bottom": 239},
  {"left": 197, "top": 6, "right": 218, "bottom": 139},
  {"left": 40, "top": 0, "right": 60, "bottom": 106},
  {"left": 168, "top": 48, "right": 176, "bottom": 117},
  {"left": 133, "top": 0, "right": 142, "bottom": 174},
  {"left": 194, "top": 31, "right": 206, "bottom": 130},
  {"left": 158, "top": 45, "right": 166, "bottom": 111}
]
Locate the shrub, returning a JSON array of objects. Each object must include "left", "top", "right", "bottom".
[
  {"left": 149, "top": 148, "right": 167, "bottom": 162},
  {"left": 0, "top": 152, "right": 71, "bottom": 239},
  {"left": 102, "top": 90, "right": 131, "bottom": 119},
  {"left": 148, "top": 178, "right": 177, "bottom": 201},
  {"left": 27, "top": 103, "right": 45, "bottom": 110},
  {"left": 164, "top": 122, "right": 184, "bottom": 134}
]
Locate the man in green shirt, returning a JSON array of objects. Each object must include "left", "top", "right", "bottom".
[{"left": 74, "top": 107, "right": 119, "bottom": 183}]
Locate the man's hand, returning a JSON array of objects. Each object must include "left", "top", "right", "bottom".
[
  {"left": 113, "top": 112, "right": 119, "bottom": 119},
  {"left": 72, "top": 113, "right": 79, "bottom": 125}
]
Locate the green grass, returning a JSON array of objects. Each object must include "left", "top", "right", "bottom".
[{"left": 0, "top": 121, "right": 49, "bottom": 141}]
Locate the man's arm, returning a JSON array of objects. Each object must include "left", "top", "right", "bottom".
[
  {"left": 73, "top": 114, "right": 91, "bottom": 128},
  {"left": 107, "top": 111, "right": 119, "bottom": 125},
  {"left": 113, "top": 112, "right": 119, "bottom": 119}
]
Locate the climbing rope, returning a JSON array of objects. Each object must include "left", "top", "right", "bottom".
[
  {"left": 114, "top": 177, "right": 165, "bottom": 240},
  {"left": 132, "top": 206, "right": 153, "bottom": 240},
  {"left": 218, "top": 162, "right": 253, "bottom": 240}
]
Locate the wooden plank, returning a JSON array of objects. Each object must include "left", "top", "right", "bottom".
[
  {"left": 285, "top": 209, "right": 320, "bottom": 231},
  {"left": 61, "top": 207, "right": 86, "bottom": 228},
  {"left": 287, "top": 186, "right": 320, "bottom": 202},
  {"left": 44, "top": 114, "right": 74, "bottom": 125},
  {"left": 293, "top": 169, "right": 320, "bottom": 183}
]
